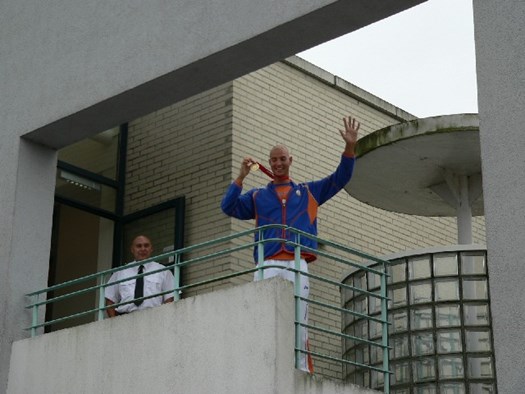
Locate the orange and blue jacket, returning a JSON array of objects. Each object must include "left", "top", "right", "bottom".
[{"left": 221, "top": 154, "right": 355, "bottom": 263}]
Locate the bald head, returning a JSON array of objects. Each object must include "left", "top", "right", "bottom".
[
  {"left": 269, "top": 144, "right": 290, "bottom": 158},
  {"left": 268, "top": 144, "right": 293, "bottom": 182}
]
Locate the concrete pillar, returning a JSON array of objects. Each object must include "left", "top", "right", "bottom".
[
  {"left": 0, "top": 137, "right": 57, "bottom": 394},
  {"left": 473, "top": 1, "right": 525, "bottom": 391}
]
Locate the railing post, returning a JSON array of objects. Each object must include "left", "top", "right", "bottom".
[
  {"left": 257, "top": 228, "right": 265, "bottom": 280},
  {"left": 381, "top": 261, "right": 390, "bottom": 394},
  {"left": 97, "top": 273, "right": 106, "bottom": 321},
  {"left": 31, "top": 293, "right": 39, "bottom": 338},
  {"left": 294, "top": 233, "right": 301, "bottom": 369},
  {"left": 174, "top": 252, "right": 181, "bottom": 301}
]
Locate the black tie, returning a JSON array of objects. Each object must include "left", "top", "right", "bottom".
[{"left": 134, "top": 265, "right": 144, "bottom": 306}]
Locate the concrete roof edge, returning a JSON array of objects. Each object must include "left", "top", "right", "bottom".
[{"left": 283, "top": 55, "right": 416, "bottom": 122}]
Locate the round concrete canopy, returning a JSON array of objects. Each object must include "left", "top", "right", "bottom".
[{"left": 345, "top": 113, "right": 483, "bottom": 217}]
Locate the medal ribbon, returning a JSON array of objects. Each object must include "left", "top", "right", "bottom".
[{"left": 251, "top": 162, "right": 275, "bottom": 179}]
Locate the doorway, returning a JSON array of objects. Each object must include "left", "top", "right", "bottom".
[{"left": 46, "top": 203, "right": 114, "bottom": 331}]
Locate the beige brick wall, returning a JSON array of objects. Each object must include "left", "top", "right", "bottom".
[
  {"left": 126, "top": 83, "right": 236, "bottom": 296},
  {"left": 124, "top": 58, "right": 486, "bottom": 379},
  {"left": 230, "top": 60, "right": 485, "bottom": 379}
]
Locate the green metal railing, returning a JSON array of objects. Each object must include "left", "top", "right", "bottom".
[{"left": 26, "top": 225, "right": 391, "bottom": 393}]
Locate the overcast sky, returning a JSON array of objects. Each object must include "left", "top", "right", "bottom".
[{"left": 297, "top": 0, "right": 478, "bottom": 118}]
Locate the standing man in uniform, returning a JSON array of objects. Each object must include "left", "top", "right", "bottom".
[
  {"left": 105, "top": 235, "right": 174, "bottom": 317},
  {"left": 221, "top": 115, "right": 360, "bottom": 373}
]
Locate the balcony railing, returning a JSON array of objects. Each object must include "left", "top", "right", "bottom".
[{"left": 26, "top": 225, "right": 392, "bottom": 393}]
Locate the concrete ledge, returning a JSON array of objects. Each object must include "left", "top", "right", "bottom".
[
  {"left": 8, "top": 278, "right": 378, "bottom": 394},
  {"left": 8, "top": 278, "right": 293, "bottom": 394},
  {"left": 294, "top": 370, "right": 380, "bottom": 394}
]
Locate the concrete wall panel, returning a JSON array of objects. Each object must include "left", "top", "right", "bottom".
[
  {"left": 1, "top": 0, "right": 424, "bottom": 149},
  {"left": 8, "top": 278, "right": 293, "bottom": 394},
  {"left": 473, "top": 1, "right": 525, "bottom": 392},
  {"left": 8, "top": 278, "right": 379, "bottom": 394},
  {"left": 1, "top": 140, "right": 57, "bottom": 393}
]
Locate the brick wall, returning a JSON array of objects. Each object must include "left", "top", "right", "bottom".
[
  {"left": 125, "top": 57, "right": 486, "bottom": 379},
  {"left": 126, "top": 83, "right": 236, "bottom": 295}
]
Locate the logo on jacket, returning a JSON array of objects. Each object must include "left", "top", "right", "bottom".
[{"left": 296, "top": 190, "right": 301, "bottom": 197}]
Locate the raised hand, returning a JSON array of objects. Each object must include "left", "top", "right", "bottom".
[{"left": 340, "top": 116, "right": 360, "bottom": 156}]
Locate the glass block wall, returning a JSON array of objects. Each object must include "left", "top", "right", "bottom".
[{"left": 341, "top": 247, "right": 496, "bottom": 394}]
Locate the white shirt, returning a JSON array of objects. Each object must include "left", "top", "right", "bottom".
[{"left": 105, "top": 261, "right": 174, "bottom": 314}]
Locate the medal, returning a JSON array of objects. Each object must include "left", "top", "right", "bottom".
[{"left": 249, "top": 161, "right": 274, "bottom": 179}]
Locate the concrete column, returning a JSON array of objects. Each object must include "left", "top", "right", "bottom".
[
  {"left": 456, "top": 175, "right": 473, "bottom": 245},
  {"left": 0, "top": 137, "right": 57, "bottom": 393},
  {"left": 473, "top": 1, "right": 525, "bottom": 391}
]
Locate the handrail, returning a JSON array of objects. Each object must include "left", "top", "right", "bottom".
[{"left": 25, "top": 224, "right": 392, "bottom": 393}]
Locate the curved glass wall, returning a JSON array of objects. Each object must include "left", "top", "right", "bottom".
[{"left": 342, "top": 247, "right": 496, "bottom": 394}]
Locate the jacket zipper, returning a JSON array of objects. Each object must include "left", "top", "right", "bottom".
[
  {"left": 281, "top": 188, "right": 294, "bottom": 249},
  {"left": 271, "top": 186, "right": 291, "bottom": 250}
]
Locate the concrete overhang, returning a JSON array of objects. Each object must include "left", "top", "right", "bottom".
[
  {"left": 12, "top": 0, "right": 426, "bottom": 149},
  {"left": 345, "top": 113, "right": 483, "bottom": 217}
]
